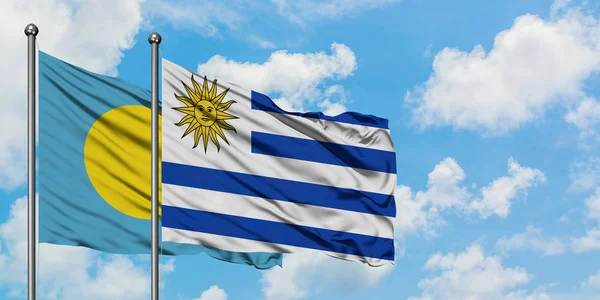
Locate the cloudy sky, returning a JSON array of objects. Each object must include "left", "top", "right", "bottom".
[{"left": 1, "top": 0, "right": 600, "bottom": 299}]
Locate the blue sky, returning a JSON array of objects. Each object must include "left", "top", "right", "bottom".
[{"left": 1, "top": 0, "right": 600, "bottom": 299}]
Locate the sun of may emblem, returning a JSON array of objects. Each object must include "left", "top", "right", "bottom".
[{"left": 173, "top": 75, "right": 238, "bottom": 152}]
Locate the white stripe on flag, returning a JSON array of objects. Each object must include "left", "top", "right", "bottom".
[
  {"left": 162, "top": 227, "right": 392, "bottom": 266},
  {"left": 248, "top": 111, "right": 394, "bottom": 152},
  {"left": 163, "top": 183, "right": 395, "bottom": 238},
  {"left": 162, "top": 147, "right": 394, "bottom": 195}
]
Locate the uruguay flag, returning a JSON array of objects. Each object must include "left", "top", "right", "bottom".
[
  {"left": 38, "top": 51, "right": 282, "bottom": 269},
  {"left": 161, "top": 59, "right": 397, "bottom": 266}
]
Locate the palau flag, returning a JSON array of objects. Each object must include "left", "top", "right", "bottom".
[
  {"left": 161, "top": 59, "right": 397, "bottom": 266},
  {"left": 38, "top": 51, "right": 282, "bottom": 269}
]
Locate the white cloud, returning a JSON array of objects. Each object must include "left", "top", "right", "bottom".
[
  {"left": 406, "top": 5, "right": 600, "bottom": 135},
  {"left": 267, "top": 85, "right": 349, "bottom": 115},
  {"left": 143, "top": 0, "right": 399, "bottom": 45},
  {"left": 160, "top": 258, "right": 176, "bottom": 273},
  {"left": 248, "top": 35, "right": 277, "bottom": 49},
  {"left": 394, "top": 185, "right": 445, "bottom": 238},
  {"left": 503, "top": 289, "right": 553, "bottom": 300},
  {"left": 409, "top": 243, "right": 543, "bottom": 300},
  {"left": 468, "top": 158, "right": 546, "bottom": 218},
  {"left": 569, "top": 157, "right": 600, "bottom": 192},
  {"left": 196, "top": 43, "right": 356, "bottom": 111},
  {"left": 0, "top": 0, "right": 145, "bottom": 189},
  {"left": 569, "top": 175, "right": 600, "bottom": 254},
  {"left": 159, "top": 258, "right": 176, "bottom": 288},
  {"left": 271, "top": 0, "right": 401, "bottom": 25},
  {"left": 550, "top": 0, "right": 574, "bottom": 18},
  {"left": 272, "top": 98, "right": 303, "bottom": 113},
  {"left": 421, "top": 157, "right": 470, "bottom": 209},
  {"left": 394, "top": 157, "right": 468, "bottom": 238},
  {"left": 318, "top": 99, "right": 346, "bottom": 116},
  {"left": 423, "top": 44, "right": 434, "bottom": 58},
  {"left": 142, "top": 0, "right": 245, "bottom": 37},
  {"left": 66, "top": 256, "right": 149, "bottom": 300},
  {"left": 260, "top": 252, "right": 394, "bottom": 300},
  {"left": 581, "top": 270, "right": 600, "bottom": 289},
  {"left": 565, "top": 97, "right": 600, "bottom": 137},
  {"left": 0, "top": 196, "right": 157, "bottom": 299},
  {"left": 496, "top": 226, "right": 566, "bottom": 256},
  {"left": 317, "top": 85, "right": 348, "bottom": 116},
  {"left": 571, "top": 228, "right": 600, "bottom": 253},
  {"left": 396, "top": 157, "right": 545, "bottom": 238},
  {"left": 585, "top": 188, "right": 600, "bottom": 222},
  {"left": 194, "top": 285, "right": 228, "bottom": 300}
]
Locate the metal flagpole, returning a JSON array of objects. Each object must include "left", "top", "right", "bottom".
[
  {"left": 24, "top": 23, "right": 39, "bottom": 300},
  {"left": 149, "top": 32, "right": 162, "bottom": 300}
]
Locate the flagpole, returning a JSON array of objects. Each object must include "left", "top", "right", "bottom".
[
  {"left": 24, "top": 23, "right": 39, "bottom": 300},
  {"left": 149, "top": 32, "right": 162, "bottom": 300}
]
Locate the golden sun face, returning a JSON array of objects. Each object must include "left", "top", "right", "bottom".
[
  {"left": 195, "top": 100, "right": 217, "bottom": 127},
  {"left": 173, "top": 75, "right": 238, "bottom": 152}
]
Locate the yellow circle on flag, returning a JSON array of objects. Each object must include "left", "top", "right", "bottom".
[{"left": 84, "top": 105, "right": 162, "bottom": 220}]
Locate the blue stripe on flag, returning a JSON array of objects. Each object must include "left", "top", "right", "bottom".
[
  {"left": 162, "top": 162, "right": 396, "bottom": 218},
  {"left": 251, "top": 90, "right": 389, "bottom": 129},
  {"left": 251, "top": 132, "right": 396, "bottom": 174},
  {"left": 162, "top": 205, "right": 395, "bottom": 260}
]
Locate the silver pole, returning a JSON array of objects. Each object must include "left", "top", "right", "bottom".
[
  {"left": 24, "top": 23, "right": 38, "bottom": 300},
  {"left": 148, "top": 32, "right": 162, "bottom": 300}
]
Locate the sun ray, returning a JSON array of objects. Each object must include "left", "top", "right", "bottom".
[
  {"left": 211, "top": 123, "right": 229, "bottom": 145},
  {"left": 217, "top": 111, "right": 238, "bottom": 120},
  {"left": 182, "top": 82, "right": 201, "bottom": 103},
  {"left": 182, "top": 119, "right": 200, "bottom": 138},
  {"left": 174, "top": 106, "right": 195, "bottom": 116},
  {"left": 193, "top": 125, "right": 203, "bottom": 148},
  {"left": 209, "top": 128, "right": 220, "bottom": 151},
  {"left": 209, "top": 79, "right": 217, "bottom": 99},
  {"left": 175, "top": 115, "right": 194, "bottom": 126},
  {"left": 218, "top": 100, "right": 236, "bottom": 112},
  {"left": 191, "top": 75, "right": 203, "bottom": 100},
  {"left": 202, "top": 76, "right": 210, "bottom": 99},
  {"left": 175, "top": 93, "right": 194, "bottom": 107},
  {"left": 211, "top": 89, "right": 228, "bottom": 107},
  {"left": 174, "top": 76, "right": 238, "bottom": 152},
  {"left": 217, "top": 119, "right": 236, "bottom": 132},
  {"left": 202, "top": 126, "right": 209, "bottom": 152}
]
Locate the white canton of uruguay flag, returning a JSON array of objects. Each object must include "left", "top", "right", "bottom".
[{"left": 160, "top": 58, "right": 397, "bottom": 266}]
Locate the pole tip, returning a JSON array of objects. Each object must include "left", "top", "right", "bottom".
[
  {"left": 148, "top": 32, "right": 162, "bottom": 44},
  {"left": 24, "top": 23, "right": 39, "bottom": 36}
]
